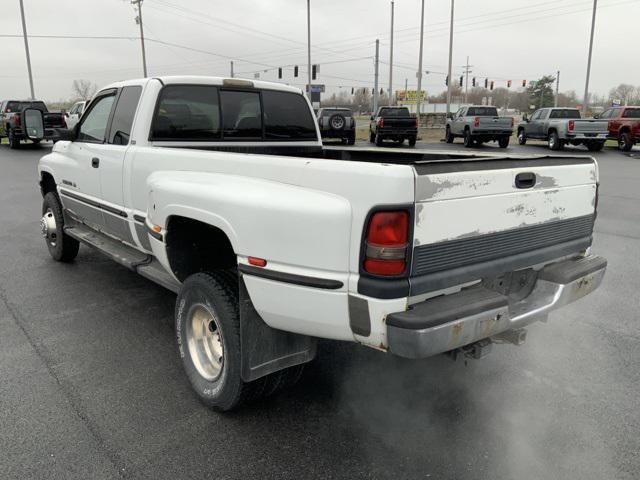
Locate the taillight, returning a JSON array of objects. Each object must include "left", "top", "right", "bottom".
[
  {"left": 14, "top": 114, "right": 21, "bottom": 126},
  {"left": 363, "top": 210, "right": 409, "bottom": 276},
  {"left": 568, "top": 120, "right": 575, "bottom": 131},
  {"left": 377, "top": 117, "right": 384, "bottom": 128},
  {"left": 474, "top": 116, "right": 480, "bottom": 127}
]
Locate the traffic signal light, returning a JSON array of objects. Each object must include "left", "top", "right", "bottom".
[
  {"left": 484, "top": 78, "right": 488, "bottom": 88},
  {"left": 507, "top": 80, "right": 512, "bottom": 88},
  {"left": 490, "top": 81, "right": 494, "bottom": 90},
  {"left": 294, "top": 66, "right": 298, "bottom": 77},
  {"left": 312, "top": 64, "right": 317, "bottom": 80},
  {"left": 522, "top": 79, "right": 527, "bottom": 87},
  {"left": 445, "top": 75, "right": 448, "bottom": 86},
  {"left": 380, "top": 88, "right": 384, "bottom": 95},
  {"left": 278, "top": 67, "right": 282, "bottom": 79},
  {"left": 459, "top": 76, "right": 463, "bottom": 87},
  {"left": 472, "top": 77, "right": 476, "bottom": 87}
]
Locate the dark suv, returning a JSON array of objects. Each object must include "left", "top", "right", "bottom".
[{"left": 316, "top": 107, "right": 355, "bottom": 145}]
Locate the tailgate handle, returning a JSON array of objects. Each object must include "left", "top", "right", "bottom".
[{"left": 515, "top": 172, "right": 536, "bottom": 189}]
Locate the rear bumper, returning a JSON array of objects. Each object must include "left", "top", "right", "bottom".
[
  {"left": 387, "top": 255, "right": 607, "bottom": 359},
  {"left": 376, "top": 128, "right": 418, "bottom": 136},
  {"left": 320, "top": 128, "right": 354, "bottom": 139},
  {"left": 565, "top": 133, "right": 608, "bottom": 141},
  {"left": 470, "top": 129, "right": 512, "bottom": 136}
]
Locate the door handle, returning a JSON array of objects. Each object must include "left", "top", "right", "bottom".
[
  {"left": 515, "top": 172, "right": 536, "bottom": 189},
  {"left": 91, "top": 157, "right": 100, "bottom": 168}
]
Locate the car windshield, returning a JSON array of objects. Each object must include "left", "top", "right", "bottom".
[
  {"left": 466, "top": 107, "right": 498, "bottom": 116},
  {"left": 622, "top": 108, "right": 640, "bottom": 118},
  {"left": 549, "top": 109, "right": 581, "bottom": 119},
  {"left": 5, "top": 101, "right": 47, "bottom": 113},
  {"left": 379, "top": 108, "right": 410, "bottom": 117}
]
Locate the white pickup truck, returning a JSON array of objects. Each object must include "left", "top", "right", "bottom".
[{"left": 31, "top": 76, "right": 607, "bottom": 411}]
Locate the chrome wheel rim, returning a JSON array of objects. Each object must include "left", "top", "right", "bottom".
[
  {"left": 41, "top": 208, "right": 58, "bottom": 247},
  {"left": 549, "top": 135, "right": 556, "bottom": 148},
  {"left": 187, "top": 304, "right": 224, "bottom": 381}
]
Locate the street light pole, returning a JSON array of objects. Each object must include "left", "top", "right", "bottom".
[
  {"left": 555, "top": 70, "right": 560, "bottom": 107},
  {"left": 132, "top": 0, "right": 148, "bottom": 77},
  {"left": 582, "top": 0, "right": 597, "bottom": 115},
  {"left": 18, "top": 0, "right": 35, "bottom": 99},
  {"left": 307, "top": 0, "right": 312, "bottom": 99},
  {"left": 374, "top": 39, "right": 380, "bottom": 114},
  {"left": 445, "top": 0, "right": 455, "bottom": 117},
  {"left": 415, "top": 0, "right": 425, "bottom": 120},
  {"left": 388, "top": 1, "right": 394, "bottom": 105}
]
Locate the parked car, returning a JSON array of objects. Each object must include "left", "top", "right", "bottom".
[
  {"left": 445, "top": 105, "right": 513, "bottom": 148},
  {"left": 599, "top": 106, "right": 640, "bottom": 151},
  {"left": 517, "top": 107, "right": 608, "bottom": 151},
  {"left": 369, "top": 106, "right": 418, "bottom": 147},
  {"left": 65, "top": 100, "right": 88, "bottom": 130},
  {"left": 32, "top": 76, "right": 606, "bottom": 411},
  {"left": 316, "top": 107, "right": 355, "bottom": 144},
  {"left": 0, "top": 99, "right": 67, "bottom": 149}
]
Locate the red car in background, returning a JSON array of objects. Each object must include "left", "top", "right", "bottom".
[{"left": 599, "top": 106, "right": 640, "bottom": 151}]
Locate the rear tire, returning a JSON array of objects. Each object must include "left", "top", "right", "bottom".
[
  {"left": 176, "top": 271, "right": 266, "bottom": 411},
  {"left": 375, "top": 133, "right": 384, "bottom": 147},
  {"left": 41, "top": 192, "right": 79, "bottom": 262},
  {"left": 347, "top": 133, "right": 355, "bottom": 146},
  {"left": 619, "top": 132, "right": 633, "bottom": 152},
  {"left": 498, "top": 136, "right": 510, "bottom": 148},
  {"left": 369, "top": 131, "right": 375, "bottom": 143},
  {"left": 517, "top": 129, "right": 527, "bottom": 145},
  {"left": 408, "top": 136, "right": 417, "bottom": 147},
  {"left": 463, "top": 129, "right": 474, "bottom": 148},
  {"left": 445, "top": 126, "right": 454, "bottom": 143},
  {"left": 587, "top": 141, "right": 605, "bottom": 152},
  {"left": 548, "top": 131, "right": 563, "bottom": 151}
]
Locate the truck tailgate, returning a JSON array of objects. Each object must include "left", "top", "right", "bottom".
[
  {"left": 411, "top": 157, "right": 597, "bottom": 296},
  {"left": 477, "top": 117, "right": 512, "bottom": 130},
  {"left": 572, "top": 119, "right": 608, "bottom": 134}
]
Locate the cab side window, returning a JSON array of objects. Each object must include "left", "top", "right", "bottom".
[
  {"left": 77, "top": 93, "right": 116, "bottom": 143},
  {"left": 530, "top": 110, "right": 542, "bottom": 121},
  {"left": 108, "top": 86, "right": 142, "bottom": 145}
]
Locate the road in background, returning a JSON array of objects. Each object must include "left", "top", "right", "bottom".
[{"left": 0, "top": 143, "right": 638, "bottom": 479}]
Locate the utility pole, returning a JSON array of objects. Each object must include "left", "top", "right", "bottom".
[
  {"left": 582, "top": 0, "right": 597, "bottom": 115},
  {"left": 307, "top": 0, "right": 312, "bottom": 99},
  {"left": 463, "top": 56, "right": 472, "bottom": 104},
  {"left": 416, "top": 0, "right": 425, "bottom": 120},
  {"left": 445, "top": 0, "right": 455, "bottom": 117},
  {"left": 388, "top": 1, "right": 394, "bottom": 105},
  {"left": 132, "top": 0, "right": 148, "bottom": 77},
  {"left": 555, "top": 70, "right": 560, "bottom": 107},
  {"left": 18, "top": 0, "right": 35, "bottom": 99},
  {"left": 374, "top": 39, "right": 380, "bottom": 114},
  {"left": 230, "top": 61, "right": 234, "bottom": 78}
]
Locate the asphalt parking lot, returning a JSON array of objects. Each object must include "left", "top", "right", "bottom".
[{"left": 1, "top": 142, "right": 638, "bottom": 480}]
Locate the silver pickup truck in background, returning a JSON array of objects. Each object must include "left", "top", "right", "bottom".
[
  {"left": 517, "top": 107, "right": 609, "bottom": 151},
  {"left": 446, "top": 105, "right": 513, "bottom": 148}
]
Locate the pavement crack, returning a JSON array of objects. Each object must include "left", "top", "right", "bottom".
[{"left": 0, "top": 288, "right": 141, "bottom": 480}]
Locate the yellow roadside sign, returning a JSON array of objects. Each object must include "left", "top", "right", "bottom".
[{"left": 395, "top": 90, "right": 427, "bottom": 104}]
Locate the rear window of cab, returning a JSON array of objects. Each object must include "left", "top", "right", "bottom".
[{"left": 150, "top": 85, "right": 317, "bottom": 142}]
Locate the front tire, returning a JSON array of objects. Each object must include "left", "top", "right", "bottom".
[
  {"left": 517, "top": 129, "right": 527, "bottom": 145},
  {"left": 445, "top": 126, "right": 454, "bottom": 143},
  {"left": 41, "top": 192, "right": 79, "bottom": 262},
  {"left": 176, "top": 271, "right": 263, "bottom": 411},
  {"left": 619, "top": 132, "right": 633, "bottom": 152}
]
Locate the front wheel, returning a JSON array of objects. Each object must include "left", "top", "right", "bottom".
[
  {"left": 41, "top": 192, "right": 79, "bottom": 262},
  {"left": 498, "top": 136, "right": 510, "bottom": 148},
  {"left": 445, "top": 127, "right": 454, "bottom": 143},
  {"left": 517, "top": 129, "right": 527, "bottom": 145},
  {"left": 619, "top": 132, "right": 633, "bottom": 152}
]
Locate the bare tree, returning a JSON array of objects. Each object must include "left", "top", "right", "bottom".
[
  {"left": 71, "top": 79, "right": 98, "bottom": 101},
  {"left": 608, "top": 84, "right": 639, "bottom": 106}
]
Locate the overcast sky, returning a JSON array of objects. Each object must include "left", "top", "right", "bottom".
[{"left": 1, "top": 0, "right": 638, "bottom": 101}]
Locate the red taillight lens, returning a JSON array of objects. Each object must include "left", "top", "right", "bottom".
[
  {"left": 363, "top": 210, "right": 409, "bottom": 276},
  {"left": 474, "top": 116, "right": 480, "bottom": 127},
  {"left": 568, "top": 120, "right": 575, "bottom": 131},
  {"left": 14, "top": 114, "right": 21, "bottom": 126},
  {"left": 377, "top": 117, "right": 384, "bottom": 128}
]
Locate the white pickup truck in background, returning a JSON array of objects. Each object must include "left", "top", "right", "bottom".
[{"left": 30, "top": 76, "right": 607, "bottom": 411}]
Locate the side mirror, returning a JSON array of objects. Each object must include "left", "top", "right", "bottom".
[
  {"left": 370, "top": 115, "right": 375, "bottom": 121},
  {"left": 52, "top": 124, "right": 78, "bottom": 142},
  {"left": 593, "top": 114, "right": 600, "bottom": 119},
  {"left": 65, "top": 112, "right": 69, "bottom": 117},
  {"left": 446, "top": 112, "right": 454, "bottom": 120},
  {"left": 23, "top": 108, "right": 45, "bottom": 141},
  {"left": 522, "top": 113, "right": 529, "bottom": 122}
]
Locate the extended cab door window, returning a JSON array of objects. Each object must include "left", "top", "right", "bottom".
[
  {"left": 108, "top": 86, "right": 142, "bottom": 145},
  {"left": 262, "top": 90, "right": 316, "bottom": 140},
  {"left": 78, "top": 93, "right": 116, "bottom": 143},
  {"left": 220, "top": 90, "right": 262, "bottom": 139}
]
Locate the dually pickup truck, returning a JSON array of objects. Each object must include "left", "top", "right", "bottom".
[
  {"left": 29, "top": 76, "right": 606, "bottom": 411},
  {"left": 517, "top": 107, "right": 609, "bottom": 151},
  {"left": 446, "top": 105, "right": 513, "bottom": 148}
]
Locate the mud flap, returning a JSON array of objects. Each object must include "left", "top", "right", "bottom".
[{"left": 239, "top": 275, "right": 317, "bottom": 382}]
